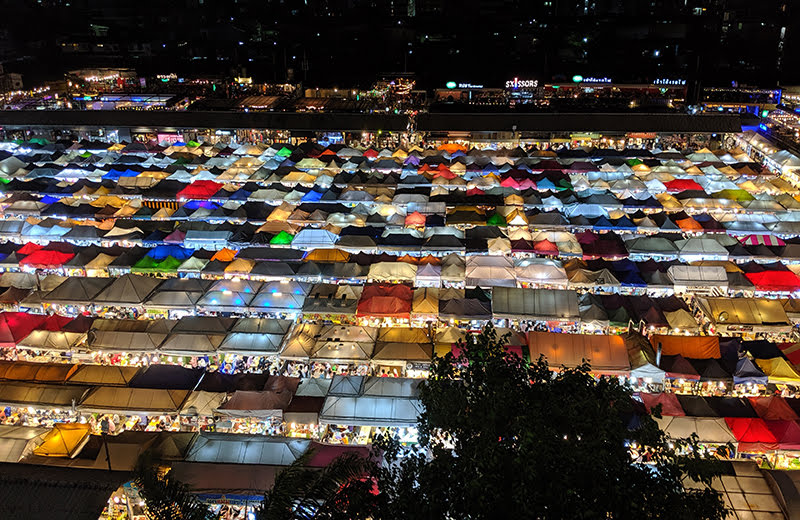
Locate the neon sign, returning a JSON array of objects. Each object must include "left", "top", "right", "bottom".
[
  {"left": 576, "top": 76, "right": 612, "bottom": 84},
  {"left": 505, "top": 77, "right": 538, "bottom": 89},
  {"left": 652, "top": 78, "right": 686, "bottom": 86}
]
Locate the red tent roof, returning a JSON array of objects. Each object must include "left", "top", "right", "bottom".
[
  {"left": 744, "top": 271, "right": 800, "bottom": 292},
  {"left": 356, "top": 284, "right": 412, "bottom": 318},
  {"left": 725, "top": 417, "right": 778, "bottom": 452},
  {"left": 38, "top": 314, "right": 75, "bottom": 332},
  {"left": 432, "top": 168, "right": 456, "bottom": 180},
  {"left": 765, "top": 420, "right": 800, "bottom": 450},
  {"left": 16, "top": 242, "right": 44, "bottom": 256},
  {"left": 0, "top": 312, "right": 47, "bottom": 348},
  {"left": 639, "top": 392, "right": 685, "bottom": 416},
  {"left": 533, "top": 239, "right": 559, "bottom": 256},
  {"left": 500, "top": 177, "right": 520, "bottom": 189},
  {"left": 362, "top": 149, "right": 379, "bottom": 158},
  {"left": 664, "top": 179, "right": 704, "bottom": 192},
  {"left": 18, "top": 249, "right": 75, "bottom": 268},
  {"left": 176, "top": 180, "right": 223, "bottom": 200},
  {"left": 748, "top": 396, "right": 799, "bottom": 421}
]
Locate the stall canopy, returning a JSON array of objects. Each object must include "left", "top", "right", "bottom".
[
  {"left": 650, "top": 334, "right": 720, "bottom": 359},
  {"left": 93, "top": 274, "right": 163, "bottom": 306},
  {"left": 217, "top": 318, "right": 292, "bottom": 355},
  {"left": 32, "top": 424, "right": 90, "bottom": 459},
  {"left": 655, "top": 417, "right": 736, "bottom": 444},
  {"left": 79, "top": 387, "right": 190, "bottom": 414},
  {"left": 0, "top": 312, "right": 47, "bottom": 348},
  {"left": 697, "top": 298, "right": 791, "bottom": 328},
  {"left": 638, "top": 392, "right": 685, "bottom": 416},
  {"left": 527, "top": 331, "right": 629, "bottom": 374},
  {"left": 185, "top": 433, "right": 309, "bottom": 465},
  {"left": 319, "top": 376, "right": 423, "bottom": 426},
  {"left": 0, "top": 425, "right": 47, "bottom": 463},
  {"left": 356, "top": 284, "right": 413, "bottom": 319},
  {"left": 491, "top": 288, "right": 579, "bottom": 321},
  {"left": 725, "top": 417, "right": 778, "bottom": 452}
]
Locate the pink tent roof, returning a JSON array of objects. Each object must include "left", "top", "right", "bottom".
[
  {"left": 639, "top": 392, "right": 685, "bottom": 416},
  {"left": 748, "top": 396, "right": 799, "bottom": 421}
]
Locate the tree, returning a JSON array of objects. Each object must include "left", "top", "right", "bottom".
[
  {"left": 364, "top": 324, "right": 728, "bottom": 519},
  {"left": 256, "top": 449, "right": 376, "bottom": 520},
  {"left": 133, "top": 457, "right": 213, "bottom": 520}
]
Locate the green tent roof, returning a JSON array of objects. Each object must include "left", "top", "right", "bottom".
[
  {"left": 270, "top": 230, "right": 294, "bottom": 245},
  {"left": 486, "top": 213, "right": 507, "bottom": 227},
  {"left": 155, "top": 256, "right": 183, "bottom": 272},
  {"left": 712, "top": 189, "right": 755, "bottom": 201},
  {"left": 187, "top": 140, "right": 201, "bottom": 147},
  {"left": 276, "top": 147, "right": 293, "bottom": 157},
  {"left": 131, "top": 255, "right": 160, "bottom": 272}
]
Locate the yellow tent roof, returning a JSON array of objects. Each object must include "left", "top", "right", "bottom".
[
  {"left": 224, "top": 258, "right": 255, "bottom": 274},
  {"left": 303, "top": 248, "right": 350, "bottom": 263},
  {"left": 33, "top": 423, "right": 91, "bottom": 458},
  {"left": 506, "top": 208, "right": 529, "bottom": 226},
  {"left": 691, "top": 260, "right": 743, "bottom": 273},
  {"left": 755, "top": 358, "right": 800, "bottom": 384},
  {"left": 412, "top": 288, "right": 439, "bottom": 316},
  {"left": 85, "top": 253, "right": 118, "bottom": 270},
  {"left": 152, "top": 207, "right": 176, "bottom": 219},
  {"left": 654, "top": 193, "right": 683, "bottom": 209},
  {"left": 266, "top": 203, "right": 294, "bottom": 222},
  {"left": 256, "top": 221, "right": 298, "bottom": 234}
]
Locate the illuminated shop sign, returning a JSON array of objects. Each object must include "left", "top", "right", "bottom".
[
  {"left": 572, "top": 75, "right": 612, "bottom": 84},
  {"left": 652, "top": 78, "right": 686, "bottom": 86},
  {"left": 505, "top": 77, "right": 539, "bottom": 89},
  {"left": 446, "top": 82, "right": 484, "bottom": 89}
]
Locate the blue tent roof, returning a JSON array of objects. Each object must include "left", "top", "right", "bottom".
[
  {"left": 733, "top": 357, "right": 768, "bottom": 385},
  {"left": 147, "top": 245, "right": 194, "bottom": 261},
  {"left": 229, "top": 188, "right": 253, "bottom": 200},
  {"left": 301, "top": 190, "right": 324, "bottom": 202},
  {"left": 612, "top": 216, "right": 637, "bottom": 230},
  {"left": 536, "top": 178, "right": 558, "bottom": 190},
  {"left": 593, "top": 216, "right": 615, "bottom": 230},
  {"left": 183, "top": 200, "right": 218, "bottom": 210}
]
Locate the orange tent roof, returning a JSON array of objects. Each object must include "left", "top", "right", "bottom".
[
  {"left": 650, "top": 334, "right": 720, "bottom": 359},
  {"left": 397, "top": 254, "right": 420, "bottom": 265},
  {"left": 303, "top": 248, "right": 350, "bottom": 263},
  {"left": 527, "top": 331, "right": 629, "bottom": 374},
  {"left": 417, "top": 254, "right": 441, "bottom": 266},
  {"left": 437, "top": 143, "right": 467, "bottom": 154},
  {"left": 675, "top": 217, "right": 704, "bottom": 232},
  {"left": 211, "top": 248, "right": 238, "bottom": 262},
  {"left": 404, "top": 211, "right": 427, "bottom": 227}
]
